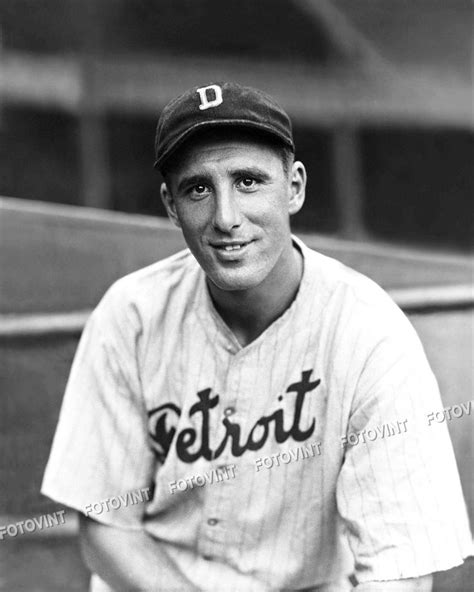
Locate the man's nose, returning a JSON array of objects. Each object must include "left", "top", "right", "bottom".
[{"left": 213, "top": 186, "right": 242, "bottom": 232}]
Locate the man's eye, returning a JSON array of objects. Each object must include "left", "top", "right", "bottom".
[
  {"left": 237, "top": 178, "right": 257, "bottom": 190},
  {"left": 188, "top": 184, "right": 210, "bottom": 199}
]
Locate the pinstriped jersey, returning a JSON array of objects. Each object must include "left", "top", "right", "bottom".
[{"left": 42, "top": 236, "right": 473, "bottom": 591}]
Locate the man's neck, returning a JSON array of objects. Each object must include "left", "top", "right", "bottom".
[{"left": 206, "top": 243, "right": 304, "bottom": 347}]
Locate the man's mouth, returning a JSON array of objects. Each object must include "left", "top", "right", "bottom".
[
  {"left": 209, "top": 240, "right": 253, "bottom": 260},
  {"left": 211, "top": 241, "right": 251, "bottom": 251}
]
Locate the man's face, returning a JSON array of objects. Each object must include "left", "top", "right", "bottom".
[{"left": 161, "top": 131, "right": 306, "bottom": 292}]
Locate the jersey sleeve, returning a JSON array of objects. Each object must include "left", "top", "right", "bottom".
[
  {"left": 336, "top": 305, "right": 473, "bottom": 584},
  {"left": 41, "top": 282, "right": 156, "bottom": 529}
]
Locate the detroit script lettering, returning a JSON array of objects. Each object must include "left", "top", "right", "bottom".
[{"left": 148, "top": 370, "right": 321, "bottom": 463}]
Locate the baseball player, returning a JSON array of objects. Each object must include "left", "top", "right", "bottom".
[{"left": 42, "top": 82, "right": 473, "bottom": 592}]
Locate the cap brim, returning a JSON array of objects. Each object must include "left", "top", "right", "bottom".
[{"left": 154, "top": 119, "right": 294, "bottom": 170}]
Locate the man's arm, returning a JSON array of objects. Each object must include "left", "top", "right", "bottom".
[
  {"left": 336, "top": 300, "right": 472, "bottom": 585},
  {"left": 353, "top": 575, "right": 432, "bottom": 591},
  {"left": 79, "top": 514, "right": 198, "bottom": 592}
]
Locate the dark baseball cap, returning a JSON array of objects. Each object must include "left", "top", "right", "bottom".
[{"left": 154, "top": 82, "right": 294, "bottom": 171}]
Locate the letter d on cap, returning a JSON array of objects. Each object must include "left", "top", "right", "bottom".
[{"left": 197, "top": 85, "right": 223, "bottom": 110}]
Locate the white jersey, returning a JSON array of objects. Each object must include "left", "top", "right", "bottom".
[{"left": 42, "top": 236, "right": 473, "bottom": 591}]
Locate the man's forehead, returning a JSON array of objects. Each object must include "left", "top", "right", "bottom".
[{"left": 171, "top": 140, "right": 281, "bottom": 182}]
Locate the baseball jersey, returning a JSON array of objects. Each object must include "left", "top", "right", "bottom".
[{"left": 42, "top": 236, "right": 473, "bottom": 592}]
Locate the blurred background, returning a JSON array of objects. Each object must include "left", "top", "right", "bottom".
[
  {"left": 0, "top": 1, "right": 473, "bottom": 591},
  {"left": 1, "top": 0, "right": 473, "bottom": 249}
]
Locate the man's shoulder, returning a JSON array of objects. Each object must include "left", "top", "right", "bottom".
[
  {"left": 96, "top": 248, "right": 200, "bottom": 318},
  {"left": 301, "top": 241, "right": 423, "bottom": 362},
  {"left": 302, "top": 241, "right": 393, "bottom": 308},
  {"left": 115, "top": 247, "right": 196, "bottom": 289},
  {"left": 300, "top": 239, "right": 411, "bottom": 336}
]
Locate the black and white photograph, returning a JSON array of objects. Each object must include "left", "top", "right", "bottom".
[{"left": 0, "top": 2, "right": 473, "bottom": 591}]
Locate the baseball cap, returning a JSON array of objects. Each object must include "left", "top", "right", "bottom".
[{"left": 154, "top": 82, "right": 294, "bottom": 171}]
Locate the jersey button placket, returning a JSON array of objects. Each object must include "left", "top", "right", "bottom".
[
  {"left": 202, "top": 511, "right": 225, "bottom": 550},
  {"left": 197, "top": 369, "right": 232, "bottom": 559},
  {"left": 219, "top": 406, "right": 237, "bottom": 481},
  {"left": 223, "top": 405, "right": 236, "bottom": 417},
  {"left": 200, "top": 354, "right": 241, "bottom": 559}
]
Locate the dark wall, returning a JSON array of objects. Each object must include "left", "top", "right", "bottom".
[
  {"left": 362, "top": 128, "right": 474, "bottom": 250},
  {"left": 0, "top": 107, "right": 81, "bottom": 206},
  {"left": 0, "top": 0, "right": 335, "bottom": 62}
]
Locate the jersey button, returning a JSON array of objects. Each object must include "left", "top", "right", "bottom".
[
  {"left": 224, "top": 406, "right": 235, "bottom": 417},
  {"left": 207, "top": 518, "right": 219, "bottom": 526}
]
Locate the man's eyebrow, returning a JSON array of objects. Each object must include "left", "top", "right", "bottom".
[
  {"left": 176, "top": 173, "right": 210, "bottom": 193},
  {"left": 231, "top": 167, "right": 271, "bottom": 181}
]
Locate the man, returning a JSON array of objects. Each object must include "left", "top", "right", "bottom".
[{"left": 42, "top": 82, "right": 472, "bottom": 591}]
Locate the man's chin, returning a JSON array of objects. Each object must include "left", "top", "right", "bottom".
[{"left": 206, "top": 269, "right": 261, "bottom": 293}]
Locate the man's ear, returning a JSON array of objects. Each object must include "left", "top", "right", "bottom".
[
  {"left": 160, "top": 182, "right": 181, "bottom": 228},
  {"left": 288, "top": 161, "right": 306, "bottom": 216}
]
